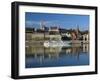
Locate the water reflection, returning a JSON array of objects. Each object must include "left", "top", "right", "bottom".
[{"left": 25, "top": 44, "right": 89, "bottom": 68}]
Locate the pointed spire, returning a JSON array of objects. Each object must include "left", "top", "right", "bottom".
[
  {"left": 77, "top": 24, "right": 79, "bottom": 31},
  {"left": 40, "top": 20, "right": 45, "bottom": 30}
]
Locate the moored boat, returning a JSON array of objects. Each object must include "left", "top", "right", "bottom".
[{"left": 44, "top": 41, "right": 71, "bottom": 47}]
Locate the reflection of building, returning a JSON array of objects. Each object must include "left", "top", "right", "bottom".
[
  {"left": 26, "top": 46, "right": 62, "bottom": 55},
  {"left": 26, "top": 44, "right": 89, "bottom": 60},
  {"left": 82, "top": 44, "right": 89, "bottom": 52}
]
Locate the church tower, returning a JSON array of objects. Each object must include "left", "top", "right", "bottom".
[
  {"left": 40, "top": 20, "right": 45, "bottom": 30},
  {"left": 76, "top": 25, "right": 80, "bottom": 39}
]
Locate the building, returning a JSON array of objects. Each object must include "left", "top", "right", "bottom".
[
  {"left": 81, "top": 31, "right": 89, "bottom": 43},
  {"left": 25, "top": 25, "right": 89, "bottom": 43},
  {"left": 59, "top": 28, "right": 72, "bottom": 40},
  {"left": 49, "top": 26, "right": 59, "bottom": 34},
  {"left": 49, "top": 26, "right": 61, "bottom": 40}
]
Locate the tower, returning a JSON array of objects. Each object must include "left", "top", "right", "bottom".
[
  {"left": 40, "top": 20, "right": 45, "bottom": 30},
  {"left": 76, "top": 25, "right": 80, "bottom": 39}
]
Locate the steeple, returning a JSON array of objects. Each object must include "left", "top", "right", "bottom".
[
  {"left": 76, "top": 25, "right": 80, "bottom": 34},
  {"left": 76, "top": 25, "right": 80, "bottom": 39},
  {"left": 40, "top": 20, "right": 45, "bottom": 30},
  {"left": 77, "top": 25, "right": 79, "bottom": 31}
]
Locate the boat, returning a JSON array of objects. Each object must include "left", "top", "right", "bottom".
[{"left": 44, "top": 41, "right": 71, "bottom": 47}]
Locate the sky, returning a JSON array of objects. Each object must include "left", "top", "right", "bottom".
[{"left": 25, "top": 12, "right": 89, "bottom": 31}]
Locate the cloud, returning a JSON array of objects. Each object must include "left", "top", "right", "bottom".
[
  {"left": 26, "top": 21, "right": 40, "bottom": 25},
  {"left": 25, "top": 20, "right": 86, "bottom": 30},
  {"left": 25, "top": 20, "right": 59, "bottom": 27}
]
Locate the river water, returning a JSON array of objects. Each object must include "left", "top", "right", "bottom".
[{"left": 25, "top": 43, "right": 89, "bottom": 68}]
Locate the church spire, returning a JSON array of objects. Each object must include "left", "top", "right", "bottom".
[
  {"left": 77, "top": 25, "right": 79, "bottom": 31},
  {"left": 40, "top": 20, "right": 45, "bottom": 30}
]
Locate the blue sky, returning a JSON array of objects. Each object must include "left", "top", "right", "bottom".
[{"left": 25, "top": 12, "right": 89, "bottom": 30}]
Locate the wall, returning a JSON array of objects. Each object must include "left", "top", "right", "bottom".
[{"left": 0, "top": 0, "right": 99, "bottom": 81}]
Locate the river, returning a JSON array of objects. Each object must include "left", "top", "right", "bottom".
[{"left": 25, "top": 43, "right": 89, "bottom": 68}]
